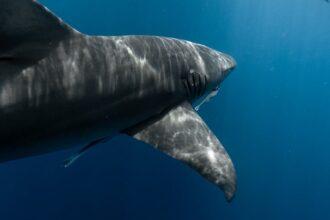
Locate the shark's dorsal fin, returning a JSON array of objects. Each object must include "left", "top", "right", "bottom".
[
  {"left": 124, "top": 101, "right": 237, "bottom": 202},
  {"left": 0, "top": 0, "right": 77, "bottom": 61}
]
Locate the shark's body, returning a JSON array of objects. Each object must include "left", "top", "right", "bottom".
[{"left": 0, "top": 0, "right": 237, "bottom": 201}]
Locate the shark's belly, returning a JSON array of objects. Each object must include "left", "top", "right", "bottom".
[
  {"left": 0, "top": 95, "right": 120, "bottom": 162},
  {"left": 0, "top": 70, "right": 178, "bottom": 163},
  {"left": 0, "top": 89, "right": 177, "bottom": 163},
  {"left": 0, "top": 67, "right": 120, "bottom": 162}
]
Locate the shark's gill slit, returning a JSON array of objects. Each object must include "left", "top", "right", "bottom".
[
  {"left": 192, "top": 72, "right": 198, "bottom": 98},
  {"left": 197, "top": 73, "right": 203, "bottom": 96},
  {"left": 182, "top": 71, "right": 208, "bottom": 100}
]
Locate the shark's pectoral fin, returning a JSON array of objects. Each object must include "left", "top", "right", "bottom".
[
  {"left": 63, "top": 137, "right": 110, "bottom": 168},
  {"left": 124, "top": 101, "right": 237, "bottom": 201}
]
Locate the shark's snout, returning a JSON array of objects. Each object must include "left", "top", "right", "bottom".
[
  {"left": 206, "top": 51, "right": 236, "bottom": 91},
  {"left": 217, "top": 52, "right": 236, "bottom": 79},
  {"left": 221, "top": 53, "right": 236, "bottom": 73}
]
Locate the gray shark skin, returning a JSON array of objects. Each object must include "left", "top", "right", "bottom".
[{"left": 0, "top": 0, "right": 237, "bottom": 201}]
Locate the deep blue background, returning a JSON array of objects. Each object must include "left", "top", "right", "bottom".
[{"left": 1, "top": 0, "right": 330, "bottom": 219}]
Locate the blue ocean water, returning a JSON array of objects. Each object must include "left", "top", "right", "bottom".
[{"left": 1, "top": 0, "right": 330, "bottom": 219}]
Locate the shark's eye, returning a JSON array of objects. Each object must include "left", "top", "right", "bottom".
[{"left": 181, "top": 70, "right": 207, "bottom": 99}]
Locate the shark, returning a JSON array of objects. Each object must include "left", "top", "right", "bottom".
[{"left": 0, "top": 0, "right": 237, "bottom": 201}]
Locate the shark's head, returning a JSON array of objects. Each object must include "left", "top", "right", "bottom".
[
  {"left": 181, "top": 44, "right": 236, "bottom": 110},
  {"left": 206, "top": 51, "right": 236, "bottom": 88},
  {"left": 204, "top": 50, "right": 236, "bottom": 93}
]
